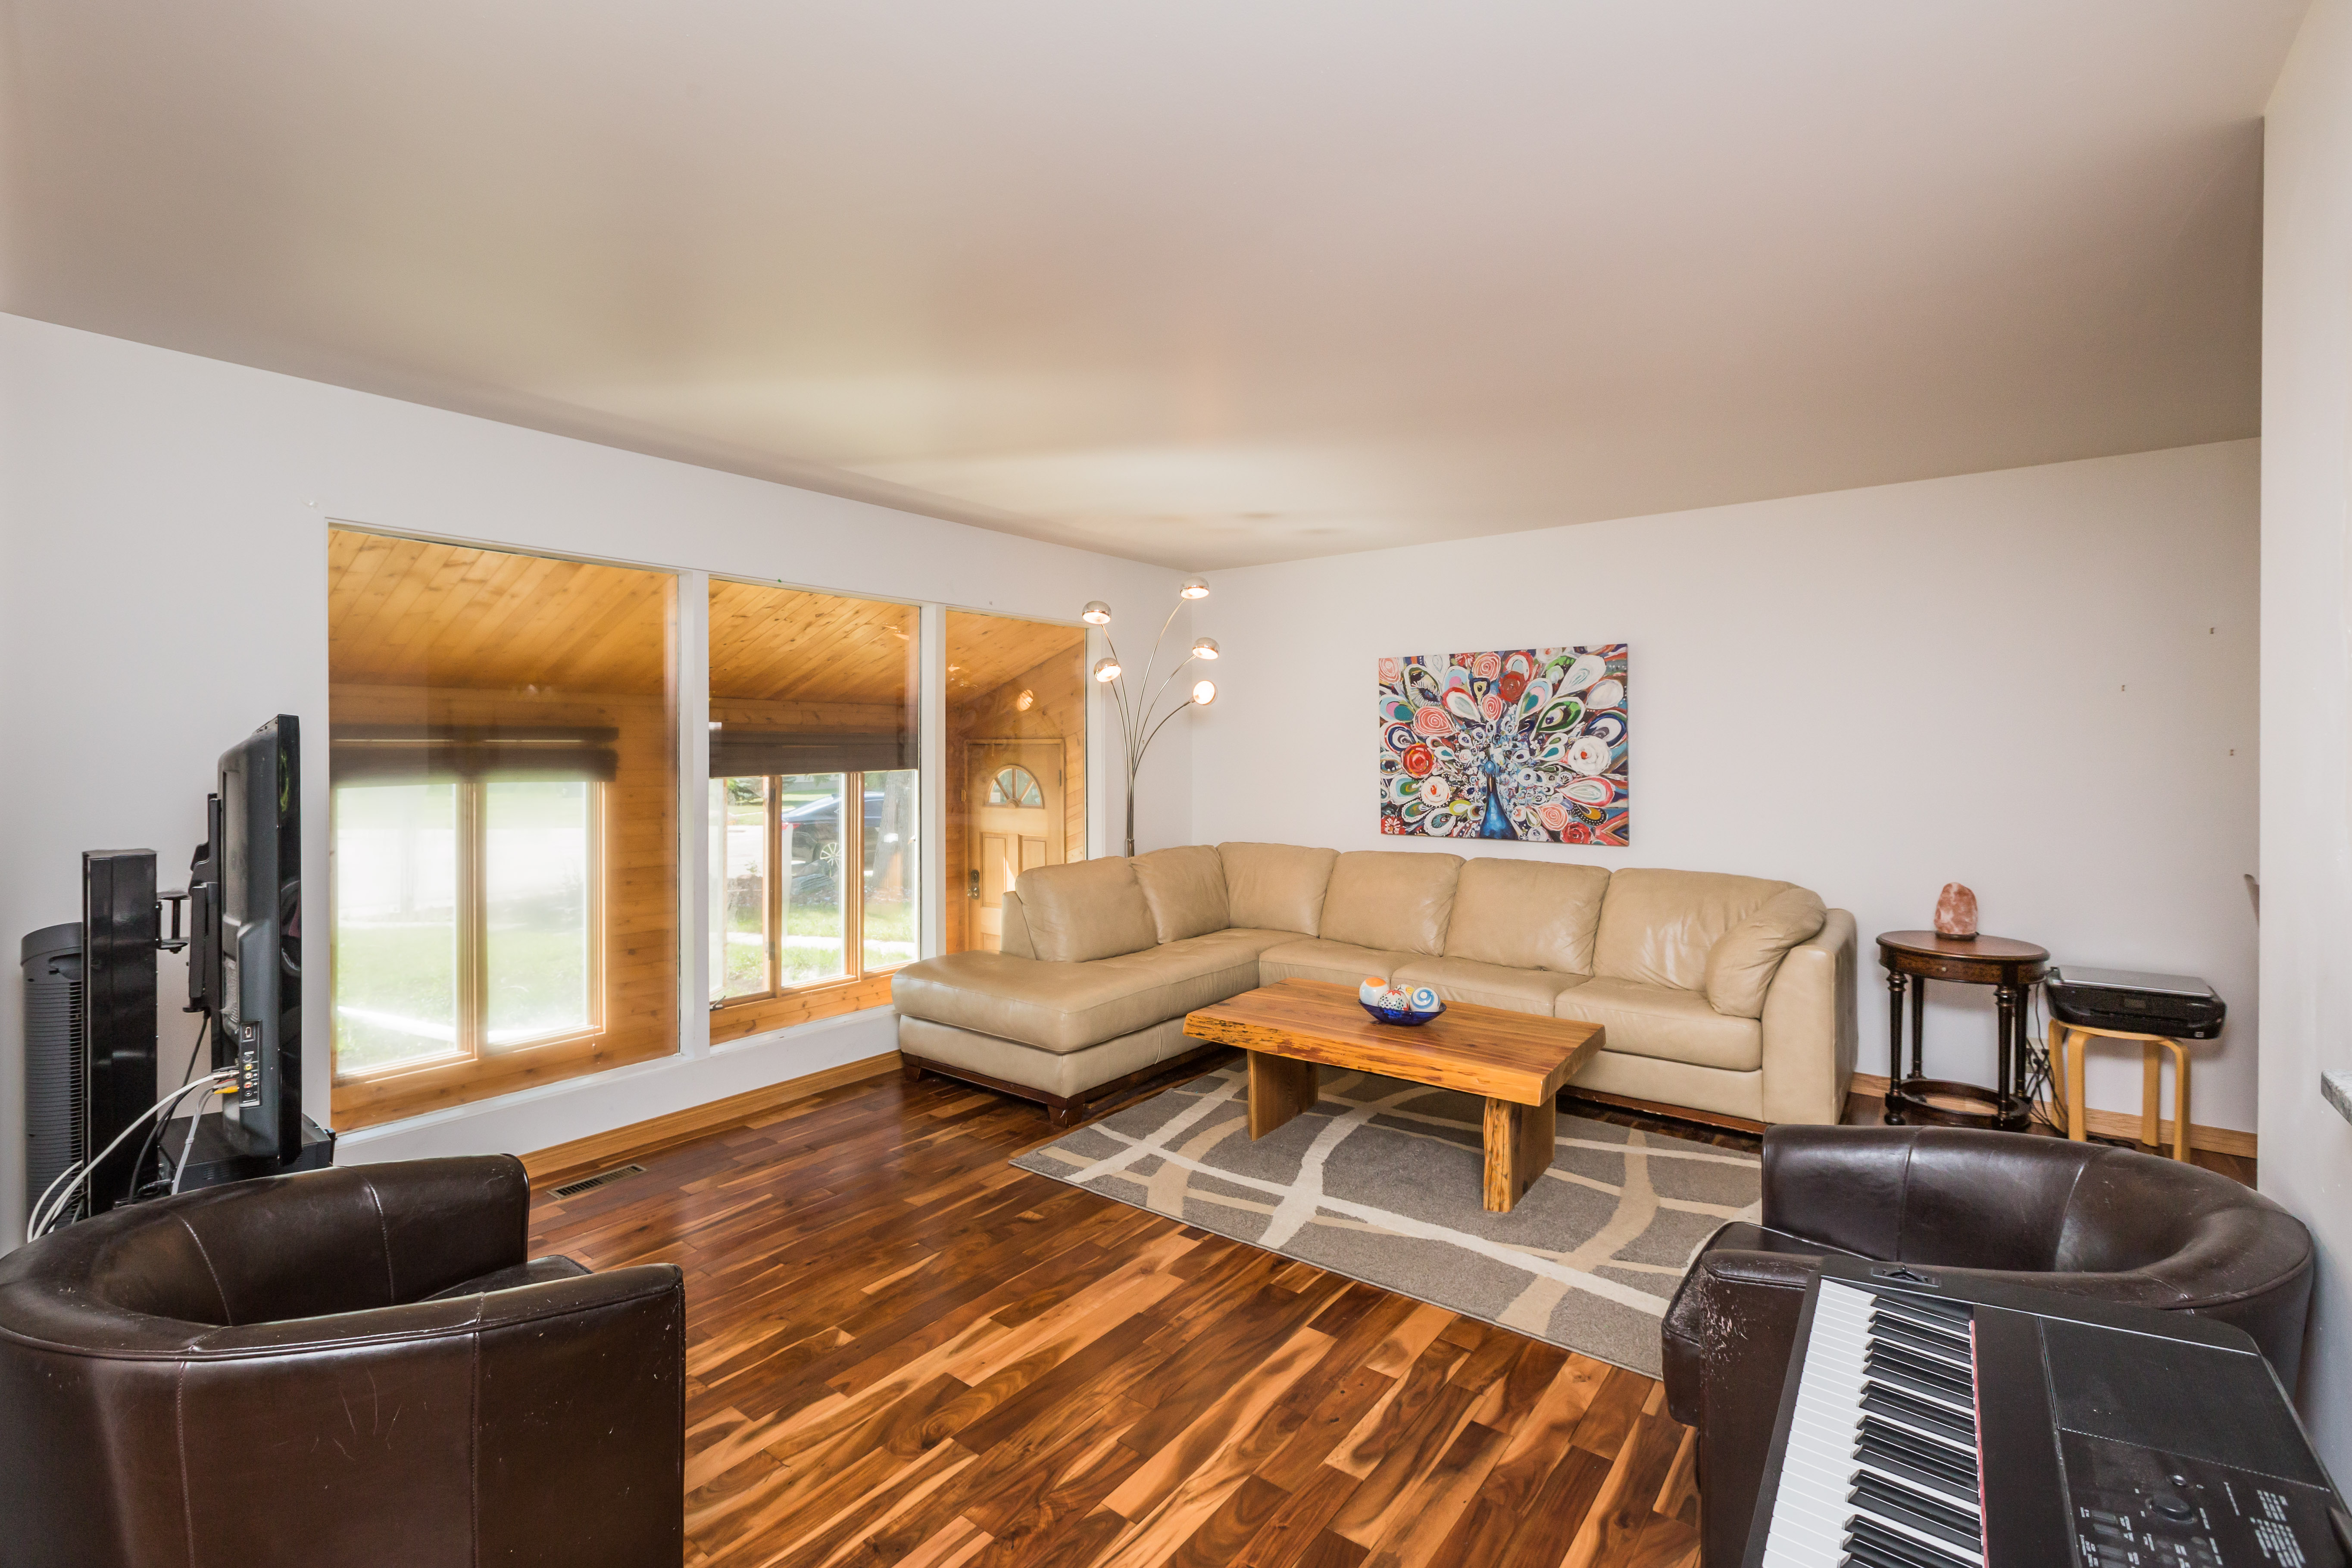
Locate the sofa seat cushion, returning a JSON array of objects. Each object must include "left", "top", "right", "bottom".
[
  {"left": 1159, "top": 928, "right": 1302, "bottom": 963},
  {"left": 1390, "top": 956, "right": 1591, "bottom": 1016},
  {"left": 1258, "top": 938, "right": 1418, "bottom": 989},
  {"left": 890, "top": 943, "right": 1260, "bottom": 1054},
  {"left": 1554, "top": 977, "right": 1762, "bottom": 1072}
]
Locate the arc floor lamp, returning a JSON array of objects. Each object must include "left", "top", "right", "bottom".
[{"left": 1084, "top": 576, "right": 1218, "bottom": 857}]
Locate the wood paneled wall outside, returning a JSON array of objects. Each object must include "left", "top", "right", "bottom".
[
  {"left": 944, "top": 620, "right": 1089, "bottom": 955},
  {"left": 327, "top": 531, "right": 680, "bottom": 1131}
]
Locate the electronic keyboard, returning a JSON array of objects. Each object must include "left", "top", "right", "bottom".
[{"left": 1743, "top": 1254, "right": 2349, "bottom": 1568}]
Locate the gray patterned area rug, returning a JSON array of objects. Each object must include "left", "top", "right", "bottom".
[{"left": 1010, "top": 1062, "right": 1761, "bottom": 1377}]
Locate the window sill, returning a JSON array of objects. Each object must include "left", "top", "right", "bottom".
[{"left": 710, "top": 974, "right": 896, "bottom": 1044}]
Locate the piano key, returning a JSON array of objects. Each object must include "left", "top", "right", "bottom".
[
  {"left": 1868, "top": 1311, "right": 1974, "bottom": 1365},
  {"left": 1877, "top": 1290, "right": 1973, "bottom": 1328},
  {"left": 1864, "top": 1345, "right": 1974, "bottom": 1404},
  {"left": 1847, "top": 1516, "right": 1981, "bottom": 1568},
  {"left": 1852, "top": 1473, "right": 1984, "bottom": 1551},
  {"left": 1873, "top": 1296, "right": 1972, "bottom": 1339},
  {"left": 1858, "top": 1417, "right": 1979, "bottom": 1489},
  {"left": 1861, "top": 1382, "right": 1976, "bottom": 1446},
  {"left": 1855, "top": 1437, "right": 1981, "bottom": 1506},
  {"left": 1862, "top": 1429, "right": 1975, "bottom": 1504}
]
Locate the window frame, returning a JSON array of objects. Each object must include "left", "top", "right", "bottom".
[
  {"left": 710, "top": 765, "right": 915, "bottom": 1013},
  {"left": 329, "top": 774, "right": 607, "bottom": 1086}
]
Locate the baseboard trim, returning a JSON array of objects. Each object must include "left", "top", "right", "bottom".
[
  {"left": 1848, "top": 1072, "right": 2256, "bottom": 1158},
  {"left": 1562, "top": 1088, "right": 1765, "bottom": 1138},
  {"left": 523, "top": 1051, "right": 902, "bottom": 1184}
]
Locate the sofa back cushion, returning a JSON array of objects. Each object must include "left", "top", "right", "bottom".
[
  {"left": 1218, "top": 843, "right": 1338, "bottom": 935},
  {"left": 1704, "top": 887, "right": 1828, "bottom": 1017},
  {"left": 1320, "top": 850, "right": 1464, "bottom": 956},
  {"left": 1132, "top": 845, "right": 1231, "bottom": 942},
  {"left": 1012, "top": 858, "right": 1161, "bottom": 962},
  {"left": 1592, "top": 868, "right": 1791, "bottom": 992},
  {"left": 1444, "top": 859, "right": 1612, "bottom": 973}
]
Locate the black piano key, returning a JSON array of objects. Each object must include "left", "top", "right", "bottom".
[
  {"left": 1866, "top": 1343, "right": 1976, "bottom": 1403},
  {"left": 1862, "top": 1381, "right": 1977, "bottom": 1446},
  {"left": 1846, "top": 1515, "right": 1981, "bottom": 1568},
  {"left": 1852, "top": 1474, "right": 1984, "bottom": 1552},
  {"left": 1843, "top": 1539, "right": 1929, "bottom": 1568},
  {"left": 1857, "top": 1431, "right": 1981, "bottom": 1505},
  {"left": 1880, "top": 1290, "right": 1973, "bottom": 1329},
  {"left": 1870, "top": 1309, "right": 1974, "bottom": 1364},
  {"left": 1860, "top": 1416, "right": 1980, "bottom": 1489}
]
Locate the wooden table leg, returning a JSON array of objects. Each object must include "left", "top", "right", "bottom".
[
  {"left": 1483, "top": 1095, "right": 1556, "bottom": 1213},
  {"left": 2065, "top": 1027, "right": 2088, "bottom": 1141},
  {"left": 1247, "top": 1052, "right": 1318, "bottom": 1139},
  {"left": 2166, "top": 1039, "right": 2191, "bottom": 1162}
]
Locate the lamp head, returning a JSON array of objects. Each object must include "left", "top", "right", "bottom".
[
  {"left": 1190, "top": 637, "right": 1219, "bottom": 661},
  {"left": 1093, "top": 657, "right": 1121, "bottom": 683},
  {"left": 1179, "top": 577, "right": 1210, "bottom": 600},
  {"left": 1081, "top": 600, "right": 1112, "bottom": 625},
  {"left": 1191, "top": 679, "right": 1217, "bottom": 705}
]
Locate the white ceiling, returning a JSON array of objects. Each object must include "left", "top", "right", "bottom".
[{"left": 0, "top": 2, "right": 2302, "bottom": 568}]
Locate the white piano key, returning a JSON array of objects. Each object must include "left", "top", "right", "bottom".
[{"left": 1760, "top": 1283, "right": 1987, "bottom": 1568}]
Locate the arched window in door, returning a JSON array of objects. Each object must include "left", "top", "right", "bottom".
[{"left": 987, "top": 765, "right": 1045, "bottom": 808}]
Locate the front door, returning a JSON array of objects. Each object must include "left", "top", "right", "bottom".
[{"left": 968, "top": 740, "right": 1065, "bottom": 951}]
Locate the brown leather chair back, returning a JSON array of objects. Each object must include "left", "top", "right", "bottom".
[
  {"left": 0, "top": 1156, "right": 684, "bottom": 1568},
  {"left": 1663, "top": 1126, "right": 2313, "bottom": 1568}
]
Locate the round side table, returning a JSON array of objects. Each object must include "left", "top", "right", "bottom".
[{"left": 1875, "top": 930, "right": 2049, "bottom": 1131}]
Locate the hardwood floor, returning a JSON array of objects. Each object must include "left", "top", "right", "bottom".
[
  {"left": 526, "top": 1062, "right": 2254, "bottom": 1567},
  {"left": 529, "top": 1066, "right": 1706, "bottom": 1568}
]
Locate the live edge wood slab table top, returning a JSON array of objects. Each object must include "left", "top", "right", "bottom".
[{"left": 1183, "top": 979, "right": 1605, "bottom": 1214}]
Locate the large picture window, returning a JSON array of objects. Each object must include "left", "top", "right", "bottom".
[
  {"left": 327, "top": 531, "right": 678, "bottom": 1128},
  {"left": 708, "top": 581, "right": 918, "bottom": 1039}
]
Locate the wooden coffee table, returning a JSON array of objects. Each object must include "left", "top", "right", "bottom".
[{"left": 1182, "top": 979, "right": 1605, "bottom": 1213}]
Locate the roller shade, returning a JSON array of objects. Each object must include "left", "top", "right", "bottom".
[
  {"left": 330, "top": 725, "right": 620, "bottom": 784},
  {"left": 709, "top": 730, "right": 914, "bottom": 779}
]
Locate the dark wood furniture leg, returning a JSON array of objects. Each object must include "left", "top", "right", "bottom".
[
  {"left": 1246, "top": 1051, "right": 1318, "bottom": 1139},
  {"left": 1483, "top": 1095, "right": 1556, "bottom": 1213},
  {"left": 1908, "top": 973, "right": 1926, "bottom": 1078}
]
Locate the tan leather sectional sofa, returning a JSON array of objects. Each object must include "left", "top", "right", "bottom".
[{"left": 891, "top": 843, "right": 1858, "bottom": 1129}]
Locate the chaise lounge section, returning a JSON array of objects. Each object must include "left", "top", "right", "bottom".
[{"left": 892, "top": 842, "right": 1857, "bottom": 1129}]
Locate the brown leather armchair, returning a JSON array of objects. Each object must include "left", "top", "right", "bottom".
[
  {"left": 0, "top": 1155, "right": 684, "bottom": 1568},
  {"left": 1662, "top": 1126, "right": 2314, "bottom": 1568}
]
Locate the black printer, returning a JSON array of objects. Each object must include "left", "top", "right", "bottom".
[{"left": 2044, "top": 965, "right": 2226, "bottom": 1039}]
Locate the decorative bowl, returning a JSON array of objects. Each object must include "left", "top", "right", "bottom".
[
  {"left": 1356, "top": 976, "right": 1445, "bottom": 1027},
  {"left": 1360, "top": 999, "right": 1445, "bottom": 1027}
]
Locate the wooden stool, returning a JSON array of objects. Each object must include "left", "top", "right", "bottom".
[{"left": 2046, "top": 1020, "right": 2192, "bottom": 1160}]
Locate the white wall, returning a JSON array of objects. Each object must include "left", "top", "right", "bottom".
[
  {"left": 1190, "top": 442, "right": 2261, "bottom": 1136},
  {"left": 2258, "top": 0, "right": 2352, "bottom": 1474},
  {"left": 0, "top": 312, "right": 1189, "bottom": 1240}
]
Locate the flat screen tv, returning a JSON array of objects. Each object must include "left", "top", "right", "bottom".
[{"left": 200, "top": 715, "right": 303, "bottom": 1159}]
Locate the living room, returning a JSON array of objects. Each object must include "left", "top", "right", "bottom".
[{"left": 1, "top": 4, "right": 2348, "bottom": 1566}]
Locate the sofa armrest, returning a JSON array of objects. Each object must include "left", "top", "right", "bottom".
[{"left": 1757, "top": 908, "right": 1857, "bottom": 1124}]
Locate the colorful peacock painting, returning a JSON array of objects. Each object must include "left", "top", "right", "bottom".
[{"left": 1377, "top": 646, "right": 1628, "bottom": 844}]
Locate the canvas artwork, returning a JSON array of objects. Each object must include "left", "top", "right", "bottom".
[{"left": 1378, "top": 645, "right": 1629, "bottom": 844}]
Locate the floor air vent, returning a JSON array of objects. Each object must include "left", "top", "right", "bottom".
[{"left": 550, "top": 1162, "right": 646, "bottom": 1199}]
